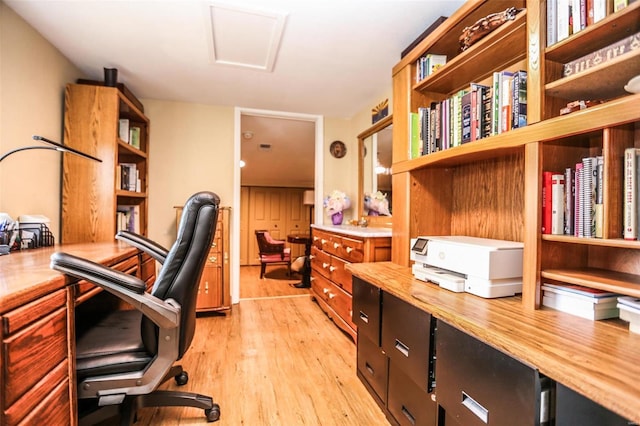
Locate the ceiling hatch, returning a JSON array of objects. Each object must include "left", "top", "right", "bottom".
[{"left": 209, "top": 3, "right": 287, "bottom": 72}]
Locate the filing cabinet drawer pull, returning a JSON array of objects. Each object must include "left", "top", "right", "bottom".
[
  {"left": 365, "top": 362, "right": 375, "bottom": 376},
  {"left": 333, "top": 242, "right": 340, "bottom": 249},
  {"left": 359, "top": 311, "right": 369, "bottom": 323},
  {"left": 462, "top": 391, "right": 488, "bottom": 424},
  {"left": 346, "top": 247, "right": 353, "bottom": 253},
  {"left": 395, "top": 339, "right": 410, "bottom": 357},
  {"left": 401, "top": 406, "right": 416, "bottom": 425}
]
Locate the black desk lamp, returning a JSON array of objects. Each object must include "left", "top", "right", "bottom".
[{"left": 0, "top": 135, "right": 102, "bottom": 163}]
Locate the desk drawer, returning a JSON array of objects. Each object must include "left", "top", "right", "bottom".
[
  {"left": 2, "top": 306, "right": 67, "bottom": 408},
  {"left": 382, "top": 292, "right": 434, "bottom": 391}
]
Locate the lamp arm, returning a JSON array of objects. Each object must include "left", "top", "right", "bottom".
[
  {"left": 0, "top": 135, "right": 102, "bottom": 163},
  {"left": 0, "top": 146, "right": 59, "bottom": 163}
]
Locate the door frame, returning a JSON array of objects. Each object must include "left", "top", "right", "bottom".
[{"left": 231, "top": 107, "right": 324, "bottom": 304}]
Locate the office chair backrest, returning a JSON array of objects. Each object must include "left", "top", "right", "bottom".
[{"left": 142, "top": 191, "right": 220, "bottom": 358}]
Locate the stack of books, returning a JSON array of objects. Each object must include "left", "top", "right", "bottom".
[
  {"left": 617, "top": 296, "right": 640, "bottom": 334},
  {"left": 542, "top": 283, "right": 619, "bottom": 320}
]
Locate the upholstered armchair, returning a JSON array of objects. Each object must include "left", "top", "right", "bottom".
[{"left": 255, "top": 230, "right": 292, "bottom": 279}]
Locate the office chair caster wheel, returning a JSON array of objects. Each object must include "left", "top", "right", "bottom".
[
  {"left": 205, "top": 403, "right": 220, "bottom": 422},
  {"left": 175, "top": 371, "right": 189, "bottom": 386}
]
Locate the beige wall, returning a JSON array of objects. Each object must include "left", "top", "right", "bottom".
[
  {"left": 0, "top": 2, "right": 82, "bottom": 238},
  {"left": 142, "top": 99, "right": 235, "bottom": 249}
]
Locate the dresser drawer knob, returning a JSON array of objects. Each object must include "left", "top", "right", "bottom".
[
  {"left": 211, "top": 242, "right": 217, "bottom": 248},
  {"left": 329, "top": 266, "right": 337, "bottom": 272},
  {"left": 309, "top": 255, "right": 315, "bottom": 260},
  {"left": 346, "top": 247, "right": 353, "bottom": 253},
  {"left": 333, "top": 242, "right": 340, "bottom": 249},
  {"left": 313, "top": 236, "right": 319, "bottom": 241},
  {"left": 321, "top": 239, "right": 327, "bottom": 245},
  {"left": 323, "top": 288, "right": 329, "bottom": 294},
  {"left": 209, "top": 256, "right": 217, "bottom": 263},
  {"left": 322, "top": 262, "right": 329, "bottom": 269},
  {"left": 328, "top": 293, "right": 336, "bottom": 299}
]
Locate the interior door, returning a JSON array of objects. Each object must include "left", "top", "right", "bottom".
[
  {"left": 285, "top": 189, "right": 309, "bottom": 259},
  {"left": 248, "top": 187, "right": 287, "bottom": 265}
]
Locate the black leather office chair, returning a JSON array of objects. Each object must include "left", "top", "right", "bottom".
[{"left": 50, "top": 191, "right": 221, "bottom": 425}]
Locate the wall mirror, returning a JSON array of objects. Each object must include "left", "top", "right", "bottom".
[{"left": 358, "top": 114, "right": 392, "bottom": 224}]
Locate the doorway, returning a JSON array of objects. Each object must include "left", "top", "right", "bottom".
[{"left": 231, "top": 108, "right": 324, "bottom": 303}]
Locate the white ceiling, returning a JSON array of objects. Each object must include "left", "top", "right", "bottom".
[{"left": 6, "top": 0, "right": 464, "bottom": 187}]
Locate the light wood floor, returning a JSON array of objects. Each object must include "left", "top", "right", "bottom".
[{"left": 134, "top": 266, "right": 389, "bottom": 425}]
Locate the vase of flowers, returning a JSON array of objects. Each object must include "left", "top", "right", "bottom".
[
  {"left": 363, "top": 191, "right": 390, "bottom": 216},
  {"left": 324, "top": 190, "right": 351, "bottom": 225}
]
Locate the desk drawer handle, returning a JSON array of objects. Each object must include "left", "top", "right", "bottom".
[
  {"left": 333, "top": 242, "right": 340, "bottom": 249},
  {"left": 359, "top": 311, "right": 369, "bottom": 323},
  {"left": 395, "top": 339, "right": 409, "bottom": 357},
  {"left": 401, "top": 406, "right": 416, "bottom": 425},
  {"left": 462, "top": 391, "right": 488, "bottom": 424},
  {"left": 346, "top": 247, "right": 353, "bottom": 253}
]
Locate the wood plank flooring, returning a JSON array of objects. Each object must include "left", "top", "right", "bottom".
[{"left": 134, "top": 266, "right": 389, "bottom": 425}]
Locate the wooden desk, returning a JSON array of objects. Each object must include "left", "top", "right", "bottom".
[{"left": 0, "top": 242, "right": 156, "bottom": 426}]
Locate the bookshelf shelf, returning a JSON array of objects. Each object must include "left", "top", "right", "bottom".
[
  {"left": 413, "top": 10, "right": 527, "bottom": 95},
  {"left": 545, "top": 49, "right": 640, "bottom": 101},
  {"left": 542, "top": 268, "right": 640, "bottom": 298},
  {"left": 542, "top": 234, "right": 640, "bottom": 249},
  {"left": 544, "top": 2, "right": 640, "bottom": 63}
]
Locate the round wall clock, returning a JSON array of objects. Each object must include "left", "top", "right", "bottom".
[{"left": 329, "top": 140, "right": 347, "bottom": 158}]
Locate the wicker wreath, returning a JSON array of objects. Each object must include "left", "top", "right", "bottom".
[{"left": 459, "top": 7, "right": 520, "bottom": 51}]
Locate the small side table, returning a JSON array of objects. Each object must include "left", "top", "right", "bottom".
[{"left": 287, "top": 234, "right": 312, "bottom": 288}]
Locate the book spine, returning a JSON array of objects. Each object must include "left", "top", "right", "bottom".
[
  {"left": 430, "top": 103, "right": 437, "bottom": 153},
  {"left": 481, "top": 86, "right": 492, "bottom": 139},
  {"left": 547, "top": 0, "right": 558, "bottom": 46},
  {"left": 542, "top": 171, "right": 554, "bottom": 234},
  {"left": 575, "top": 163, "right": 583, "bottom": 237},
  {"left": 557, "top": 0, "right": 571, "bottom": 42},
  {"left": 461, "top": 92, "right": 472, "bottom": 144},
  {"left": 593, "top": 0, "right": 607, "bottom": 22},
  {"left": 564, "top": 167, "right": 574, "bottom": 235},
  {"left": 552, "top": 173, "right": 566, "bottom": 235},
  {"left": 512, "top": 71, "right": 527, "bottom": 129},
  {"left": 595, "top": 155, "right": 604, "bottom": 238},
  {"left": 492, "top": 72, "right": 501, "bottom": 135},
  {"left": 501, "top": 73, "right": 513, "bottom": 133},
  {"left": 581, "top": 157, "right": 595, "bottom": 237},
  {"left": 624, "top": 147, "right": 638, "bottom": 239},
  {"left": 410, "top": 112, "right": 420, "bottom": 159}
]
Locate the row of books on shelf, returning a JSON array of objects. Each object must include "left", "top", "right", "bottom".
[
  {"left": 542, "top": 156, "right": 604, "bottom": 238},
  {"left": 116, "top": 205, "right": 140, "bottom": 234},
  {"left": 409, "top": 70, "right": 527, "bottom": 158},
  {"left": 118, "top": 118, "right": 141, "bottom": 149},
  {"left": 415, "top": 53, "right": 447, "bottom": 82},
  {"left": 546, "top": 0, "right": 635, "bottom": 47},
  {"left": 542, "top": 282, "right": 640, "bottom": 333},
  {"left": 117, "top": 163, "right": 142, "bottom": 192}
]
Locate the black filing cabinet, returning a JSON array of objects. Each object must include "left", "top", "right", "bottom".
[
  {"left": 436, "top": 320, "right": 548, "bottom": 426},
  {"left": 555, "top": 383, "right": 631, "bottom": 425},
  {"left": 353, "top": 277, "right": 387, "bottom": 406},
  {"left": 382, "top": 292, "right": 437, "bottom": 426}
]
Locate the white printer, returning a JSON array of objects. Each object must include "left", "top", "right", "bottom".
[{"left": 410, "top": 236, "right": 524, "bottom": 298}]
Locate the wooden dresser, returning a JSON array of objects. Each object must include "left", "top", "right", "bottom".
[
  {"left": 175, "top": 206, "right": 230, "bottom": 313},
  {"left": 309, "top": 225, "right": 391, "bottom": 341}
]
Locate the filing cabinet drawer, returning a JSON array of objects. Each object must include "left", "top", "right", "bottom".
[
  {"left": 2, "top": 306, "right": 67, "bottom": 408},
  {"left": 555, "top": 383, "right": 631, "bottom": 426},
  {"left": 382, "top": 292, "right": 434, "bottom": 391},
  {"left": 357, "top": 335, "right": 388, "bottom": 405},
  {"left": 388, "top": 360, "right": 436, "bottom": 426},
  {"left": 437, "top": 320, "right": 541, "bottom": 426},
  {"left": 352, "top": 277, "right": 382, "bottom": 345}
]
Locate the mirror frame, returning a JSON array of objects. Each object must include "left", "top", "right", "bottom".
[{"left": 358, "top": 114, "right": 393, "bottom": 227}]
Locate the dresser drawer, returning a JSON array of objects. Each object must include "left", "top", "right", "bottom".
[
  {"left": 388, "top": 359, "right": 436, "bottom": 426},
  {"left": 330, "top": 256, "right": 353, "bottom": 293},
  {"left": 334, "top": 235, "right": 364, "bottom": 263},
  {"left": 357, "top": 335, "right": 388, "bottom": 406},
  {"left": 328, "top": 283, "right": 355, "bottom": 331},
  {"left": 352, "top": 277, "right": 382, "bottom": 345},
  {"left": 312, "top": 229, "right": 334, "bottom": 251},
  {"left": 381, "top": 292, "right": 434, "bottom": 391},
  {"left": 2, "top": 306, "right": 68, "bottom": 408},
  {"left": 310, "top": 246, "right": 332, "bottom": 280}
]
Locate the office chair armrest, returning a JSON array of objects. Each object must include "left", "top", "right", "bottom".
[
  {"left": 116, "top": 230, "right": 169, "bottom": 264},
  {"left": 51, "top": 252, "right": 180, "bottom": 329}
]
